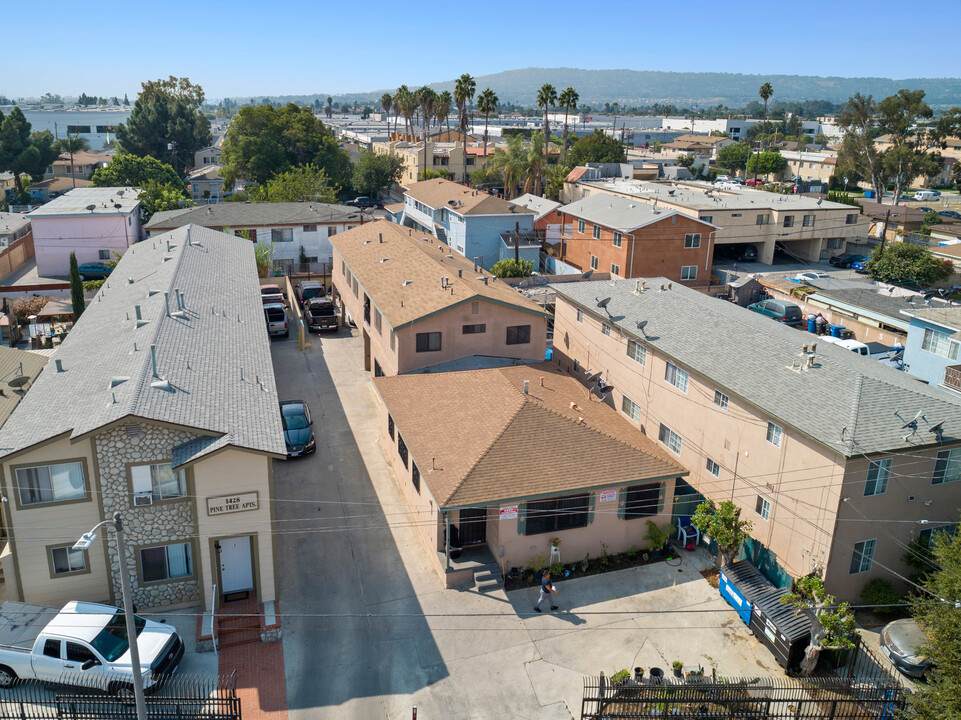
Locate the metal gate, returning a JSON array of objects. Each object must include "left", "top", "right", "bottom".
[{"left": 458, "top": 508, "right": 487, "bottom": 546}]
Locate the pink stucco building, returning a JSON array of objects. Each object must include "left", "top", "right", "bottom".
[{"left": 27, "top": 187, "right": 142, "bottom": 277}]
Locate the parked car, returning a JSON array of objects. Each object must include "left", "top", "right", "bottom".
[
  {"left": 77, "top": 263, "right": 112, "bottom": 281},
  {"left": 829, "top": 253, "right": 868, "bottom": 268},
  {"left": 744, "top": 178, "right": 765, "bottom": 186},
  {"left": 280, "top": 400, "right": 315, "bottom": 457},
  {"left": 346, "top": 196, "right": 377, "bottom": 209},
  {"left": 305, "top": 297, "right": 339, "bottom": 332},
  {"left": 0, "top": 600, "right": 183, "bottom": 694},
  {"left": 260, "top": 283, "right": 287, "bottom": 305},
  {"left": 264, "top": 303, "right": 288, "bottom": 338},
  {"left": 294, "top": 280, "right": 325, "bottom": 307},
  {"left": 852, "top": 259, "right": 870, "bottom": 274},
  {"left": 717, "top": 244, "right": 758, "bottom": 262},
  {"left": 747, "top": 299, "right": 804, "bottom": 325},
  {"left": 880, "top": 618, "right": 931, "bottom": 678},
  {"left": 913, "top": 190, "right": 941, "bottom": 201},
  {"left": 794, "top": 271, "right": 829, "bottom": 284},
  {"left": 916, "top": 206, "right": 934, "bottom": 213},
  {"left": 939, "top": 210, "right": 961, "bottom": 220}
]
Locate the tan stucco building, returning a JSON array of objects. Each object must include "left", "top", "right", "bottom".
[
  {"left": 0, "top": 225, "right": 285, "bottom": 613},
  {"left": 552, "top": 278, "right": 961, "bottom": 601}
]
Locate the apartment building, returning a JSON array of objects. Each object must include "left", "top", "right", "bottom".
[
  {"left": 562, "top": 176, "right": 861, "bottom": 264},
  {"left": 783, "top": 151, "right": 838, "bottom": 183},
  {"left": 397, "top": 178, "right": 535, "bottom": 270},
  {"left": 0, "top": 225, "right": 285, "bottom": 612},
  {"left": 551, "top": 277, "right": 961, "bottom": 601},
  {"left": 508, "top": 194, "right": 563, "bottom": 244},
  {"left": 373, "top": 140, "right": 472, "bottom": 185},
  {"left": 330, "top": 220, "right": 548, "bottom": 376},
  {"left": 558, "top": 194, "right": 719, "bottom": 284},
  {"left": 144, "top": 201, "right": 362, "bottom": 269}
]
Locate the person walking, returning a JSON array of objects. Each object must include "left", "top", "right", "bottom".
[{"left": 533, "top": 569, "right": 559, "bottom": 612}]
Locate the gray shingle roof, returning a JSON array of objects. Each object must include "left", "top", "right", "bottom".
[
  {"left": 144, "top": 202, "right": 362, "bottom": 231},
  {"left": 0, "top": 225, "right": 286, "bottom": 463},
  {"left": 552, "top": 278, "right": 961, "bottom": 457},
  {"left": 26, "top": 187, "right": 141, "bottom": 218}
]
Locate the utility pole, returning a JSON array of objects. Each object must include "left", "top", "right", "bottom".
[
  {"left": 514, "top": 221, "right": 520, "bottom": 264},
  {"left": 879, "top": 208, "right": 891, "bottom": 251}
]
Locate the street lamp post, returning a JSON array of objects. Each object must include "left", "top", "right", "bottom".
[{"left": 74, "top": 512, "right": 148, "bottom": 720}]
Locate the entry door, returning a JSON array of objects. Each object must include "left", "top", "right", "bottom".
[
  {"left": 458, "top": 508, "right": 487, "bottom": 546},
  {"left": 220, "top": 536, "right": 254, "bottom": 594}
]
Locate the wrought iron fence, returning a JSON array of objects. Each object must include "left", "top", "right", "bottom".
[
  {"left": 0, "top": 673, "right": 240, "bottom": 720},
  {"left": 581, "top": 675, "right": 904, "bottom": 720}
]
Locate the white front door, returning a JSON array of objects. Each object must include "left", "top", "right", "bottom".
[{"left": 219, "top": 536, "right": 254, "bottom": 594}]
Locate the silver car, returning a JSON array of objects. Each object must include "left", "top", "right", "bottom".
[
  {"left": 880, "top": 618, "right": 931, "bottom": 678},
  {"left": 264, "top": 303, "right": 288, "bottom": 338}
]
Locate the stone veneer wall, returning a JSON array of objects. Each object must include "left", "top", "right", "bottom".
[{"left": 95, "top": 421, "right": 202, "bottom": 609}]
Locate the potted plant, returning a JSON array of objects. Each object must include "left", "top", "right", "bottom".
[
  {"left": 633, "top": 667, "right": 644, "bottom": 683},
  {"left": 672, "top": 660, "right": 683, "bottom": 678},
  {"left": 549, "top": 537, "right": 562, "bottom": 550},
  {"left": 644, "top": 520, "right": 671, "bottom": 558},
  {"left": 610, "top": 668, "right": 630, "bottom": 686}
]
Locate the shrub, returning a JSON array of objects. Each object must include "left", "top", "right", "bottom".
[
  {"left": 610, "top": 669, "right": 630, "bottom": 686},
  {"left": 525, "top": 553, "right": 548, "bottom": 572},
  {"left": 860, "top": 578, "right": 901, "bottom": 615},
  {"left": 549, "top": 561, "right": 564, "bottom": 577},
  {"left": 11, "top": 296, "right": 55, "bottom": 324}
]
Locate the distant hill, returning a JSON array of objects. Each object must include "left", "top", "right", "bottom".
[{"left": 240, "top": 67, "right": 961, "bottom": 110}]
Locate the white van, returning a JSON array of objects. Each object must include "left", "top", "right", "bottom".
[
  {"left": 914, "top": 190, "right": 941, "bottom": 201},
  {"left": 820, "top": 336, "right": 869, "bottom": 356}
]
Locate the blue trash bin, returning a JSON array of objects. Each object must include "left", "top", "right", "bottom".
[
  {"left": 807, "top": 316, "right": 817, "bottom": 333},
  {"left": 830, "top": 324, "right": 844, "bottom": 338},
  {"left": 864, "top": 190, "right": 875, "bottom": 199}
]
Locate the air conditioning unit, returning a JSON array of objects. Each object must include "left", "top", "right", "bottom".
[{"left": 133, "top": 491, "right": 153, "bottom": 506}]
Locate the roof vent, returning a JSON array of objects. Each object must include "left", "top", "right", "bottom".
[
  {"left": 124, "top": 422, "right": 141, "bottom": 437},
  {"left": 379, "top": 233, "right": 383, "bottom": 243},
  {"left": 109, "top": 376, "right": 129, "bottom": 388},
  {"left": 54, "top": 359, "right": 64, "bottom": 373},
  {"left": 380, "top": 257, "right": 389, "bottom": 263},
  {"left": 402, "top": 280, "right": 413, "bottom": 287},
  {"left": 150, "top": 379, "right": 173, "bottom": 392}
]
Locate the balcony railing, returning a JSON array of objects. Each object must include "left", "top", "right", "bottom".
[{"left": 943, "top": 364, "right": 961, "bottom": 394}]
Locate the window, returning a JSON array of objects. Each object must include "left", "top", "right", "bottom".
[
  {"left": 845, "top": 213, "right": 859, "bottom": 225},
  {"left": 627, "top": 339, "right": 646, "bottom": 365},
  {"left": 621, "top": 395, "right": 641, "bottom": 422},
  {"left": 706, "top": 458, "right": 720, "bottom": 477},
  {"left": 66, "top": 643, "right": 95, "bottom": 664},
  {"left": 756, "top": 214, "right": 771, "bottom": 226},
  {"left": 303, "top": 224, "right": 317, "bottom": 232},
  {"left": 462, "top": 323, "right": 486, "bottom": 334},
  {"left": 131, "top": 463, "right": 186, "bottom": 502},
  {"left": 701, "top": 215, "right": 713, "bottom": 224},
  {"left": 684, "top": 233, "right": 701, "bottom": 248},
  {"left": 573, "top": 359, "right": 580, "bottom": 374},
  {"left": 328, "top": 227, "right": 337, "bottom": 237},
  {"left": 850, "top": 539, "right": 876, "bottom": 574},
  {"left": 921, "top": 328, "right": 960, "bottom": 360},
  {"left": 933, "top": 448, "right": 961, "bottom": 484},
  {"left": 664, "top": 362, "right": 689, "bottom": 392},
  {"left": 864, "top": 458, "right": 891, "bottom": 496},
  {"left": 610, "top": 264, "right": 620, "bottom": 276},
  {"left": 398, "top": 434, "right": 408, "bottom": 469},
  {"left": 766, "top": 421, "right": 782, "bottom": 447},
  {"left": 43, "top": 639, "right": 60, "bottom": 658},
  {"left": 783, "top": 215, "right": 795, "bottom": 228},
  {"left": 827, "top": 238, "right": 843, "bottom": 249},
  {"left": 415, "top": 332, "right": 442, "bottom": 352},
  {"left": 755, "top": 495, "right": 771, "bottom": 520},
  {"left": 524, "top": 494, "right": 590, "bottom": 535},
  {"left": 50, "top": 546, "right": 86, "bottom": 575},
  {"left": 680, "top": 265, "right": 697, "bottom": 281},
  {"left": 506, "top": 325, "right": 531, "bottom": 345},
  {"left": 623, "top": 483, "right": 660, "bottom": 519},
  {"left": 352, "top": 278, "right": 358, "bottom": 297},
  {"left": 613, "top": 232, "right": 622, "bottom": 248},
  {"left": 270, "top": 228, "right": 293, "bottom": 243},
  {"left": 730, "top": 214, "right": 742, "bottom": 218},
  {"left": 387, "top": 414, "right": 394, "bottom": 440},
  {"left": 15, "top": 462, "right": 85, "bottom": 506},
  {"left": 602, "top": 323, "right": 611, "bottom": 337},
  {"left": 576, "top": 308, "right": 584, "bottom": 323},
  {"left": 592, "top": 225, "right": 601, "bottom": 240},
  {"left": 590, "top": 255, "right": 599, "bottom": 271},
  {"left": 658, "top": 424, "right": 682, "bottom": 454},
  {"left": 577, "top": 219, "right": 585, "bottom": 234},
  {"left": 140, "top": 542, "right": 193, "bottom": 583},
  {"left": 373, "top": 308, "right": 382, "bottom": 334},
  {"left": 98, "top": 249, "right": 111, "bottom": 260},
  {"left": 374, "top": 360, "right": 384, "bottom": 377},
  {"left": 471, "top": 301, "right": 479, "bottom": 315},
  {"left": 803, "top": 215, "right": 815, "bottom": 227},
  {"left": 390, "top": 330, "right": 396, "bottom": 351},
  {"left": 411, "top": 462, "right": 420, "bottom": 493},
  {"left": 713, "top": 390, "right": 729, "bottom": 410},
  {"left": 918, "top": 524, "right": 956, "bottom": 546}
]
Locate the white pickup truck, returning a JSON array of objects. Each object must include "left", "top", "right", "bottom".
[{"left": 0, "top": 600, "right": 183, "bottom": 696}]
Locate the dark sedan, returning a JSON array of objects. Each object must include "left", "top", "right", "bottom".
[
  {"left": 829, "top": 253, "right": 868, "bottom": 268},
  {"left": 280, "top": 400, "right": 315, "bottom": 458},
  {"left": 939, "top": 210, "right": 961, "bottom": 220}
]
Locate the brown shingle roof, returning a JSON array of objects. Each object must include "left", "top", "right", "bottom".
[
  {"left": 403, "top": 179, "right": 529, "bottom": 216},
  {"left": 330, "top": 221, "right": 547, "bottom": 330},
  {"left": 565, "top": 167, "right": 588, "bottom": 183},
  {"left": 52, "top": 151, "right": 111, "bottom": 166},
  {"left": 374, "top": 364, "right": 687, "bottom": 508}
]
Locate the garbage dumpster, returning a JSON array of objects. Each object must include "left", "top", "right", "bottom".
[
  {"left": 807, "top": 316, "right": 817, "bottom": 333},
  {"left": 830, "top": 324, "right": 844, "bottom": 338}
]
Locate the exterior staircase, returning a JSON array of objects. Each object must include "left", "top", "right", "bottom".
[
  {"left": 473, "top": 567, "right": 503, "bottom": 592},
  {"left": 216, "top": 593, "right": 262, "bottom": 649}
]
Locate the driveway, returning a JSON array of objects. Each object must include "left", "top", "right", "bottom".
[{"left": 271, "top": 329, "right": 783, "bottom": 719}]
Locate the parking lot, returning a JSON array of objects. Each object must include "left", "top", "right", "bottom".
[{"left": 269, "top": 325, "right": 785, "bottom": 719}]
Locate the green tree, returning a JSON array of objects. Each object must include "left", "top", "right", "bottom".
[
  {"left": 865, "top": 242, "right": 953, "bottom": 286},
  {"left": 877, "top": 89, "right": 943, "bottom": 206},
  {"left": 91, "top": 153, "right": 182, "bottom": 188},
  {"left": 536, "top": 84, "right": 558, "bottom": 184},
  {"left": 837, "top": 93, "right": 887, "bottom": 204},
  {"left": 256, "top": 164, "right": 338, "bottom": 203},
  {"left": 115, "top": 76, "right": 211, "bottom": 172},
  {"left": 416, "top": 86, "right": 437, "bottom": 176},
  {"left": 813, "top": 133, "right": 830, "bottom": 145},
  {"left": 0, "top": 108, "right": 59, "bottom": 193},
  {"left": 435, "top": 90, "right": 453, "bottom": 136},
  {"left": 906, "top": 526, "right": 961, "bottom": 719},
  {"left": 220, "top": 104, "right": 350, "bottom": 189},
  {"left": 558, "top": 87, "right": 579, "bottom": 166},
  {"left": 353, "top": 151, "right": 405, "bottom": 197},
  {"left": 254, "top": 238, "right": 274, "bottom": 278},
  {"left": 715, "top": 142, "right": 752, "bottom": 173},
  {"left": 485, "top": 135, "right": 528, "bottom": 199},
  {"left": 758, "top": 82, "right": 773, "bottom": 151},
  {"left": 454, "top": 73, "right": 476, "bottom": 156},
  {"left": 123, "top": 93, "right": 130, "bottom": 106},
  {"left": 394, "top": 85, "right": 415, "bottom": 141},
  {"left": 139, "top": 179, "right": 190, "bottom": 221},
  {"left": 781, "top": 575, "right": 857, "bottom": 676},
  {"left": 476, "top": 88, "right": 498, "bottom": 162},
  {"left": 567, "top": 130, "right": 626, "bottom": 166},
  {"left": 490, "top": 258, "right": 534, "bottom": 278},
  {"left": 691, "top": 500, "right": 752, "bottom": 567},
  {"left": 69, "top": 252, "right": 85, "bottom": 320},
  {"left": 54, "top": 134, "right": 91, "bottom": 189},
  {"left": 747, "top": 150, "right": 788, "bottom": 176}
]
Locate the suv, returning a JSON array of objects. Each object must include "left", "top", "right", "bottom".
[
  {"left": 747, "top": 299, "right": 804, "bottom": 326},
  {"left": 346, "top": 196, "right": 376, "bottom": 209},
  {"left": 264, "top": 302, "right": 288, "bottom": 337},
  {"left": 295, "top": 280, "right": 325, "bottom": 307},
  {"left": 77, "top": 262, "right": 112, "bottom": 280},
  {"left": 306, "top": 297, "right": 339, "bottom": 332}
]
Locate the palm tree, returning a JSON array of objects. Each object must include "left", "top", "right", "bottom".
[
  {"left": 454, "top": 73, "right": 476, "bottom": 164},
  {"left": 536, "top": 84, "right": 558, "bottom": 195},
  {"left": 417, "top": 86, "right": 437, "bottom": 180},
  {"left": 476, "top": 88, "right": 498, "bottom": 165},
  {"left": 486, "top": 135, "right": 527, "bottom": 199},
  {"left": 558, "top": 87, "right": 579, "bottom": 165},
  {"left": 759, "top": 82, "right": 773, "bottom": 148},
  {"left": 524, "top": 132, "right": 548, "bottom": 196},
  {"left": 395, "top": 85, "right": 414, "bottom": 141},
  {"left": 435, "top": 91, "right": 453, "bottom": 136},
  {"left": 326, "top": 96, "right": 332, "bottom": 119},
  {"left": 380, "top": 93, "right": 393, "bottom": 138},
  {"left": 56, "top": 133, "right": 90, "bottom": 189}
]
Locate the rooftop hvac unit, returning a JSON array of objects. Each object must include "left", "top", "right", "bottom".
[{"left": 133, "top": 491, "right": 154, "bottom": 506}]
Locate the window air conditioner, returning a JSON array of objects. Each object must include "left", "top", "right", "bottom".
[{"left": 133, "top": 491, "right": 154, "bottom": 506}]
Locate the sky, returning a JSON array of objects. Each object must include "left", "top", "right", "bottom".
[{"left": 6, "top": 0, "right": 960, "bottom": 101}]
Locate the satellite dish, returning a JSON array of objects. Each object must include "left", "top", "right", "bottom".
[
  {"left": 929, "top": 421, "right": 945, "bottom": 439},
  {"left": 596, "top": 383, "right": 614, "bottom": 395},
  {"left": 596, "top": 297, "right": 611, "bottom": 309},
  {"left": 816, "top": 198, "right": 823, "bottom": 206},
  {"left": 585, "top": 371, "right": 602, "bottom": 383},
  {"left": 85, "top": 204, "right": 96, "bottom": 211},
  {"left": 114, "top": 203, "right": 122, "bottom": 209},
  {"left": 636, "top": 320, "right": 648, "bottom": 331},
  {"left": 901, "top": 410, "right": 924, "bottom": 430},
  {"left": 8, "top": 376, "right": 29, "bottom": 388},
  {"left": 581, "top": 270, "right": 593, "bottom": 280}
]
